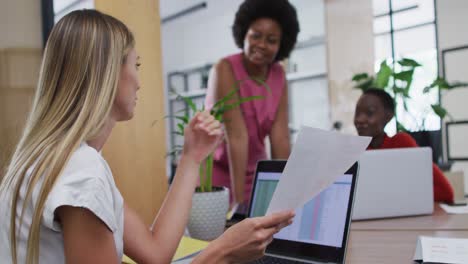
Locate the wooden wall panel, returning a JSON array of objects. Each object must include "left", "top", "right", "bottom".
[
  {"left": 95, "top": 0, "right": 168, "bottom": 225},
  {"left": 0, "top": 48, "right": 42, "bottom": 89},
  {"left": 0, "top": 48, "right": 40, "bottom": 176}
]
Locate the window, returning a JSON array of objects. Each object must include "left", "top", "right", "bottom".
[{"left": 373, "top": 0, "right": 439, "bottom": 134}]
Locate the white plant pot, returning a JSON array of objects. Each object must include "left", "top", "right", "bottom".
[{"left": 188, "top": 187, "right": 229, "bottom": 241}]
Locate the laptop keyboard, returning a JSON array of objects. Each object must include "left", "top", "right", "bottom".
[{"left": 250, "top": 255, "right": 308, "bottom": 264}]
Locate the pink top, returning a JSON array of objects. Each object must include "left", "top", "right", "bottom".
[{"left": 205, "top": 53, "right": 286, "bottom": 204}]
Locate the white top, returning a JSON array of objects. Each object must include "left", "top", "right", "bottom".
[{"left": 0, "top": 143, "right": 124, "bottom": 263}]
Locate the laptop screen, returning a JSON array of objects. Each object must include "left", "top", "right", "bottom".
[
  {"left": 248, "top": 160, "right": 358, "bottom": 263},
  {"left": 250, "top": 172, "right": 352, "bottom": 248}
]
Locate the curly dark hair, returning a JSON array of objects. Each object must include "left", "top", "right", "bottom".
[
  {"left": 232, "top": 0, "right": 300, "bottom": 62},
  {"left": 363, "top": 88, "right": 396, "bottom": 115}
]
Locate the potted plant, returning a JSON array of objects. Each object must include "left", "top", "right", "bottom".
[
  {"left": 352, "top": 58, "right": 467, "bottom": 162},
  {"left": 169, "top": 78, "right": 270, "bottom": 241}
]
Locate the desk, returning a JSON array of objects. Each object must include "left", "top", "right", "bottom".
[
  {"left": 346, "top": 203, "right": 468, "bottom": 263},
  {"left": 154, "top": 204, "right": 468, "bottom": 264},
  {"left": 346, "top": 230, "right": 468, "bottom": 263},
  {"left": 351, "top": 203, "right": 468, "bottom": 231}
]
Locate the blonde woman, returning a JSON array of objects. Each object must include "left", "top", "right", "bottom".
[{"left": 0, "top": 10, "right": 294, "bottom": 264}]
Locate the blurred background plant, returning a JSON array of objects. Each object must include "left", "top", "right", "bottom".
[{"left": 352, "top": 58, "right": 468, "bottom": 132}]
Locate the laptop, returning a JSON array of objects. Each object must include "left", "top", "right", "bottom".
[
  {"left": 247, "top": 160, "right": 359, "bottom": 264},
  {"left": 352, "top": 147, "right": 434, "bottom": 220}
]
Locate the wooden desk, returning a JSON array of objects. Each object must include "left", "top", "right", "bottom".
[
  {"left": 347, "top": 205, "right": 468, "bottom": 263},
  {"left": 205, "top": 204, "right": 468, "bottom": 263},
  {"left": 346, "top": 230, "right": 468, "bottom": 264},
  {"left": 351, "top": 203, "right": 468, "bottom": 231}
]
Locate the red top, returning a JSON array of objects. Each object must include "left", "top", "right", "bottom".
[{"left": 368, "top": 132, "right": 454, "bottom": 203}]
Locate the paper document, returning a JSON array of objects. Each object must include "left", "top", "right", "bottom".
[
  {"left": 440, "top": 202, "right": 468, "bottom": 214},
  {"left": 266, "top": 126, "right": 371, "bottom": 214},
  {"left": 173, "top": 236, "right": 208, "bottom": 261},
  {"left": 413, "top": 236, "right": 468, "bottom": 263},
  {"left": 122, "top": 236, "right": 208, "bottom": 264}
]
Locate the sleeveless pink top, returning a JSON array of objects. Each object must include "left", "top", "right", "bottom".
[{"left": 205, "top": 53, "right": 285, "bottom": 204}]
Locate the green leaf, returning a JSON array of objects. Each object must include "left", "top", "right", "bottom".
[
  {"left": 423, "top": 85, "right": 433, "bottom": 94},
  {"left": 212, "top": 87, "right": 240, "bottom": 109},
  {"left": 397, "top": 58, "right": 421, "bottom": 68},
  {"left": 403, "top": 100, "right": 409, "bottom": 111},
  {"left": 424, "top": 77, "right": 451, "bottom": 92},
  {"left": 223, "top": 96, "right": 264, "bottom": 112},
  {"left": 396, "top": 121, "right": 408, "bottom": 132},
  {"left": 431, "top": 104, "right": 447, "bottom": 119},
  {"left": 374, "top": 61, "right": 392, "bottom": 88},
  {"left": 393, "top": 87, "right": 409, "bottom": 97},
  {"left": 249, "top": 76, "right": 272, "bottom": 94},
  {"left": 204, "top": 154, "right": 213, "bottom": 192},
  {"left": 354, "top": 77, "right": 375, "bottom": 91},
  {"left": 179, "top": 96, "right": 198, "bottom": 114},
  {"left": 422, "top": 78, "right": 468, "bottom": 93},
  {"left": 175, "top": 116, "right": 189, "bottom": 124},
  {"left": 174, "top": 108, "right": 187, "bottom": 114},
  {"left": 164, "top": 114, "right": 189, "bottom": 122},
  {"left": 393, "top": 70, "right": 414, "bottom": 82},
  {"left": 352, "top": 73, "right": 369, "bottom": 82},
  {"left": 447, "top": 81, "right": 468, "bottom": 89},
  {"left": 199, "top": 163, "right": 205, "bottom": 192},
  {"left": 177, "top": 123, "right": 185, "bottom": 134},
  {"left": 170, "top": 89, "right": 199, "bottom": 114}
]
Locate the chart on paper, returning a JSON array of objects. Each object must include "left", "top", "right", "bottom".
[{"left": 250, "top": 173, "right": 352, "bottom": 247}]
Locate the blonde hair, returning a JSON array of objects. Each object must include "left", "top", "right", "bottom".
[{"left": 0, "top": 10, "right": 134, "bottom": 263}]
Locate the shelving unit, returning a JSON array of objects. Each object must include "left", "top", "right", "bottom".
[{"left": 167, "top": 63, "right": 212, "bottom": 178}]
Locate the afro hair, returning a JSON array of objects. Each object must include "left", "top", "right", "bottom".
[
  {"left": 363, "top": 88, "right": 396, "bottom": 115},
  {"left": 232, "top": 0, "right": 300, "bottom": 62}
]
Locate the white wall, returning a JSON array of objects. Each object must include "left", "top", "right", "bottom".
[
  {"left": 0, "top": 0, "right": 42, "bottom": 48},
  {"left": 436, "top": 0, "right": 468, "bottom": 193},
  {"left": 325, "top": 0, "right": 375, "bottom": 134},
  {"left": 161, "top": 0, "right": 241, "bottom": 78}
]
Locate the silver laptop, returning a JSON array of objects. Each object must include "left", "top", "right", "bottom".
[
  {"left": 352, "top": 147, "right": 434, "bottom": 220},
  {"left": 247, "top": 160, "right": 359, "bottom": 264}
]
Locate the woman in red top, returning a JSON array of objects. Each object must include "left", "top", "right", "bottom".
[{"left": 354, "top": 88, "right": 454, "bottom": 203}]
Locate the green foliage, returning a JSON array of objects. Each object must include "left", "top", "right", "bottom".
[
  {"left": 431, "top": 104, "right": 448, "bottom": 119},
  {"left": 168, "top": 78, "right": 270, "bottom": 192},
  {"left": 374, "top": 61, "right": 392, "bottom": 88},
  {"left": 423, "top": 78, "right": 468, "bottom": 93},
  {"left": 351, "top": 58, "right": 467, "bottom": 132}
]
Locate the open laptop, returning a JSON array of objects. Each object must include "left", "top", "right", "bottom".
[
  {"left": 352, "top": 147, "right": 434, "bottom": 220},
  {"left": 247, "top": 160, "right": 359, "bottom": 264}
]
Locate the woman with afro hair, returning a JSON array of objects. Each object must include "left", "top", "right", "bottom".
[{"left": 205, "top": 0, "right": 300, "bottom": 214}]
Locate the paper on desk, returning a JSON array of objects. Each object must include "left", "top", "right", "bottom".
[
  {"left": 266, "top": 126, "right": 371, "bottom": 214},
  {"left": 440, "top": 203, "right": 468, "bottom": 214},
  {"left": 123, "top": 236, "right": 208, "bottom": 264},
  {"left": 413, "top": 236, "right": 468, "bottom": 263}
]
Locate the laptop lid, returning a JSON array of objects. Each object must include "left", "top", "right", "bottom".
[
  {"left": 248, "top": 160, "right": 359, "bottom": 263},
  {"left": 352, "top": 147, "right": 434, "bottom": 220}
]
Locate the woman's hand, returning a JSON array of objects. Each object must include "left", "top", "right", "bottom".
[
  {"left": 206, "top": 210, "right": 295, "bottom": 263},
  {"left": 183, "top": 110, "right": 223, "bottom": 164}
]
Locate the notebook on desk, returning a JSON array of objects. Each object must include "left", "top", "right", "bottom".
[
  {"left": 247, "top": 160, "right": 359, "bottom": 264},
  {"left": 352, "top": 147, "right": 434, "bottom": 220}
]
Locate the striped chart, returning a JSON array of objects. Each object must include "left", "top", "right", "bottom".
[
  {"left": 250, "top": 173, "right": 352, "bottom": 248},
  {"left": 251, "top": 179, "right": 279, "bottom": 217},
  {"left": 298, "top": 181, "right": 351, "bottom": 243},
  {"left": 275, "top": 175, "right": 352, "bottom": 247}
]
